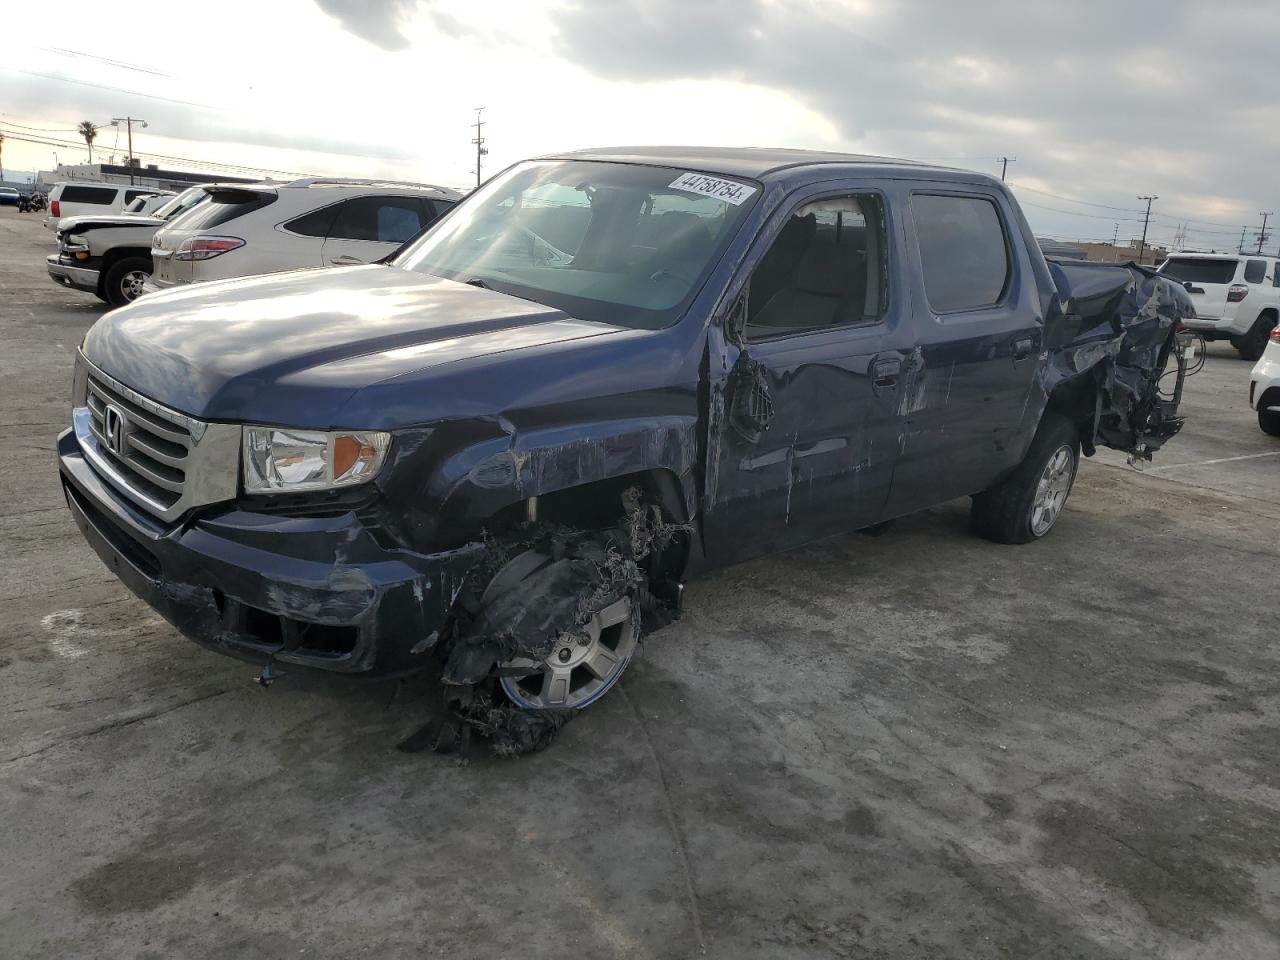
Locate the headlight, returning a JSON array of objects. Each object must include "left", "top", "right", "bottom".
[
  {"left": 242, "top": 427, "right": 390, "bottom": 494},
  {"left": 65, "top": 233, "right": 88, "bottom": 247}
]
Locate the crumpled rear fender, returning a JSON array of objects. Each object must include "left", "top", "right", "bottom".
[{"left": 1041, "top": 260, "right": 1194, "bottom": 459}]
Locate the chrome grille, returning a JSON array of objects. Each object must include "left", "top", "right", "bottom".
[
  {"left": 85, "top": 372, "right": 191, "bottom": 508},
  {"left": 73, "top": 353, "right": 242, "bottom": 523}
]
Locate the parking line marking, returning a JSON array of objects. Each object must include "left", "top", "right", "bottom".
[{"left": 1147, "top": 450, "right": 1280, "bottom": 471}]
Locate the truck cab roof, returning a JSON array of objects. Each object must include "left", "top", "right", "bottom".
[{"left": 544, "top": 145, "right": 986, "bottom": 187}]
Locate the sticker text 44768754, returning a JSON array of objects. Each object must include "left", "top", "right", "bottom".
[{"left": 668, "top": 172, "right": 757, "bottom": 206}]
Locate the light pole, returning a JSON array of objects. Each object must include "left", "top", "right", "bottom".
[
  {"left": 999, "top": 156, "right": 1016, "bottom": 181},
  {"left": 471, "top": 107, "right": 488, "bottom": 189},
  {"left": 1137, "top": 195, "right": 1158, "bottom": 264},
  {"left": 111, "top": 117, "right": 148, "bottom": 185}
]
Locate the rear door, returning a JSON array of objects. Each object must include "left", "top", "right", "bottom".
[
  {"left": 702, "top": 181, "right": 913, "bottom": 561},
  {"left": 882, "top": 186, "right": 1043, "bottom": 517},
  {"left": 320, "top": 195, "right": 432, "bottom": 266},
  {"left": 1159, "top": 256, "right": 1242, "bottom": 320}
]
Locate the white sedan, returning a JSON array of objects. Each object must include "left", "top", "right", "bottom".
[{"left": 1249, "top": 326, "right": 1280, "bottom": 436}]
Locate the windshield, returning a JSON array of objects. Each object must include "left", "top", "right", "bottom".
[
  {"left": 154, "top": 187, "right": 211, "bottom": 222},
  {"left": 394, "top": 160, "right": 759, "bottom": 329},
  {"left": 1160, "top": 257, "right": 1239, "bottom": 285}
]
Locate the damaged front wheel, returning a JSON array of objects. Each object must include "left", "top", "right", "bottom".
[{"left": 501, "top": 593, "right": 639, "bottom": 709}]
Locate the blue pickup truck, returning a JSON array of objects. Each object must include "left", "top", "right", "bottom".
[{"left": 57, "top": 147, "right": 1194, "bottom": 747}]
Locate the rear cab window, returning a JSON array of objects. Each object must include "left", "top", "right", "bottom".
[
  {"left": 1159, "top": 257, "right": 1240, "bottom": 285},
  {"left": 911, "top": 193, "right": 1010, "bottom": 313}
]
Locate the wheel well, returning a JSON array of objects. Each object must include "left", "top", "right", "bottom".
[
  {"left": 480, "top": 469, "right": 692, "bottom": 580},
  {"left": 1044, "top": 376, "right": 1095, "bottom": 452},
  {"left": 97, "top": 247, "right": 153, "bottom": 293}
]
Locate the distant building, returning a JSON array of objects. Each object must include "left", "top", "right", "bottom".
[
  {"left": 37, "top": 160, "right": 257, "bottom": 193},
  {"left": 1037, "top": 238, "right": 1168, "bottom": 266}
]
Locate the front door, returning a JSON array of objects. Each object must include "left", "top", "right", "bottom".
[{"left": 702, "top": 185, "right": 913, "bottom": 563}]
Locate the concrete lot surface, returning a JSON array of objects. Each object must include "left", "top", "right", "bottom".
[{"left": 2, "top": 207, "right": 1278, "bottom": 959}]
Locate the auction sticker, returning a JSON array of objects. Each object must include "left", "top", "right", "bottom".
[{"left": 669, "top": 172, "right": 757, "bottom": 206}]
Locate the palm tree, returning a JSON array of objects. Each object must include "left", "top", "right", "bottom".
[{"left": 78, "top": 121, "right": 98, "bottom": 164}]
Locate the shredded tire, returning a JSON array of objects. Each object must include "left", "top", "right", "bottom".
[{"left": 971, "top": 413, "right": 1081, "bottom": 544}]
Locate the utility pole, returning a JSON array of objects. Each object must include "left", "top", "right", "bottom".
[
  {"left": 111, "top": 117, "right": 148, "bottom": 185},
  {"left": 471, "top": 107, "right": 488, "bottom": 189},
  {"left": 1136, "top": 195, "right": 1158, "bottom": 264},
  {"left": 1111, "top": 222, "right": 1120, "bottom": 260},
  {"left": 1256, "top": 212, "right": 1273, "bottom": 255},
  {"left": 1239, "top": 226, "right": 1248, "bottom": 254},
  {"left": 999, "top": 156, "right": 1015, "bottom": 181}
]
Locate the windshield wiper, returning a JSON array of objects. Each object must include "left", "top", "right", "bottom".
[{"left": 461, "top": 276, "right": 490, "bottom": 289}]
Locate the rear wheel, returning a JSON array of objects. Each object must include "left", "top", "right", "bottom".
[
  {"left": 972, "top": 413, "right": 1081, "bottom": 544},
  {"left": 1260, "top": 397, "right": 1280, "bottom": 438},
  {"left": 103, "top": 256, "right": 151, "bottom": 307},
  {"left": 1235, "top": 314, "right": 1276, "bottom": 361}
]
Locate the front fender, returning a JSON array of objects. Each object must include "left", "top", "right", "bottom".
[{"left": 382, "top": 415, "right": 700, "bottom": 547}]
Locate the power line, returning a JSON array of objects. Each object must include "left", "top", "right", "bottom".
[
  {"left": 0, "top": 128, "right": 315, "bottom": 179},
  {"left": 41, "top": 47, "right": 171, "bottom": 78},
  {"left": 2, "top": 68, "right": 212, "bottom": 109}
]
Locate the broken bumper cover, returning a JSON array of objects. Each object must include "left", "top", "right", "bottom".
[
  {"left": 46, "top": 256, "right": 100, "bottom": 295},
  {"left": 58, "top": 428, "right": 483, "bottom": 676}
]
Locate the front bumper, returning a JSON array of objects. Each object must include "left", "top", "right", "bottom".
[
  {"left": 46, "top": 256, "right": 100, "bottom": 295},
  {"left": 58, "top": 428, "right": 484, "bottom": 677}
]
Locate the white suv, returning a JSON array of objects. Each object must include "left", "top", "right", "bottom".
[
  {"left": 1249, "top": 326, "right": 1280, "bottom": 437},
  {"left": 44, "top": 182, "right": 176, "bottom": 232},
  {"left": 146, "top": 178, "right": 462, "bottom": 291},
  {"left": 1158, "top": 252, "right": 1280, "bottom": 360}
]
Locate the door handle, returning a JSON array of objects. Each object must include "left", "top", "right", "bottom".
[
  {"left": 329, "top": 255, "right": 363, "bottom": 266},
  {"left": 1012, "top": 336, "right": 1035, "bottom": 361},
  {"left": 872, "top": 356, "right": 901, "bottom": 388}
]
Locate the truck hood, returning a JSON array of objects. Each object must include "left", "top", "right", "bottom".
[
  {"left": 81, "top": 265, "right": 625, "bottom": 425},
  {"left": 56, "top": 213, "right": 164, "bottom": 235}
]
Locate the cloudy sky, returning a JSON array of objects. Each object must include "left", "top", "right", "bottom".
[{"left": 2, "top": 0, "right": 1274, "bottom": 252}]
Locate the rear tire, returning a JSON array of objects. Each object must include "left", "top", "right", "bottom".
[
  {"left": 103, "top": 256, "right": 151, "bottom": 307},
  {"left": 1260, "top": 400, "right": 1280, "bottom": 438},
  {"left": 972, "top": 413, "right": 1081, "bottom": 544},
  {"left": 1235, "top": 314, "right": 1276, "bottom": 361}
]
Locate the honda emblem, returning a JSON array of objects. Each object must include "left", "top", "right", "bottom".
[{"left": 103, "top": 404, "right": 129, "bottom": 457}]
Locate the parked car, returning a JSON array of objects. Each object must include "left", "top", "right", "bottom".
[
  {"left": 0, "top": 187, "right": 20, "bottom": 206},
  {"left": 121, "top": 193, "right": 173, "bottom": 216},
  {"left": 43, "top": 182, "right": 176, "bottom": 232},
  {"left": 1248, "top": 325, "right": 1280, "bottom": 436},
  {"left": 145, "top": 178, "right": 462, "bottom": 291},
  {"left": 46, "top": 185, "right": 214, "bottom": 305},
  {"left": 1159, "top": 252, "right": 1280, "bottom": 360},
  {"left": 57, "top": 148, "right": 1193, "bottom": 736}
]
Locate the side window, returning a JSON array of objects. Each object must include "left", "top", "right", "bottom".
[
  {"left": 285, "top": 204, "right": 340, "bottom": 238},
  {"left": 1244, "top": 259, "right": 1266, "bottom": 284},
  {"left": 912, "top": 194, "right": 1010, "bottom": 313},
  {"left": 330, "top": 196, "right": 425, "bottom": 243},
  {"left": 124, "top": 189, "right": 151, "bottom": 204},
  {"left": 60, "top": 186, "right": 115, "bottom": 205},
  {"left": 746, "top": 194, "right": 888, "bottom": 339}
]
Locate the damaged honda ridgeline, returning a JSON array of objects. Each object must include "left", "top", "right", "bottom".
[{"left": 58, "top": 148, "right": 1195, "bottom": 744}]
